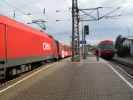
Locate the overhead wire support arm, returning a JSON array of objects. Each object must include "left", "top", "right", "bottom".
[
  {"left": 80, "top": 19, "right": 98, "bottom": 22},
  {"left": 79, "top": 7, "right": 104, "bottom": 22},
  {"left": 79, "top": 7, "right": 104, "bottom": 11},
  {"left": 97, "top": 7, "right": 121, "bottom": 20},
  {"left": 79, "top": 6, "right": 121, "bottom": 22},
  {"left": 80, "top": 10, "right": 97, "bottom": 20}
]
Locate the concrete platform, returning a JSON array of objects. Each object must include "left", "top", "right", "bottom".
[{"left": 0, "top": 57, "right": 133, "bottom": 100}]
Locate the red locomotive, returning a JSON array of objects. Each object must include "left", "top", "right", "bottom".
[
  {"left": 0, "top": 16, "right": 72, "bottom": 80},
  {"left": 95, "top": 40, "right": 115, "bottom": 59}
]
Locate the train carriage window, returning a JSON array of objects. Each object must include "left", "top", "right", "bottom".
[{"left": 98, "top": 44, "right": 114, "bottom": 50}]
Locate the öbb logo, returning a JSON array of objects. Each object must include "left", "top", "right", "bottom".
[{"left": 42, "top": 42, "right": 51, "bottom": 51}]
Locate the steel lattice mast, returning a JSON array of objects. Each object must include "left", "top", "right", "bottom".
[{"left": 72, "top": 0, "right": 80, "bottom": 61}]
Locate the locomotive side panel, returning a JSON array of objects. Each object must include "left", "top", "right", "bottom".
[
  {"left": 6, "top": 25, "right": 54, "bottom": 67},
  {"left": 47, "top": 37, "right": 58, "bottom": 59},
  {"left": 0, "top": 24, "right": 7, "bottom": 79},
  {"left": 0, "top": 24, "right": 6, "bottom": 64}
]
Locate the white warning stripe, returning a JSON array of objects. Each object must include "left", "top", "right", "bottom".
[
  {"left": 116, "top": 65, "right": 133, "bottom": 79},
  {"left": 107, "top": 63, "right": 133, "bottom": 89}
]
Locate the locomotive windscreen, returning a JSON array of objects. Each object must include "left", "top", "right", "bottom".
[{"left": 98, "top": 44, "right": 114, "bottom": 50}]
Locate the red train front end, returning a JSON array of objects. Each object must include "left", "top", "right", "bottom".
[{"left": 95, "top": 40, "right": 115, "bottom": 59}]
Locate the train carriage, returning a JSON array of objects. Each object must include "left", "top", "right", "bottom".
[
  {"left": 56, "top": 42, "right": 72, "bottom": 59},
  {"left": 0, "top": 16, "right": 71, "bottom": 80}
]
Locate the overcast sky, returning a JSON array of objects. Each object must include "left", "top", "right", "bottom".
[{"left": 0, "top": 0, "right": 133, "bottom": 45}]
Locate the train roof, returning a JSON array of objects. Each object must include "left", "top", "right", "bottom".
[
  {"left": 0, "top": 15, "right": 49, "bottom": 37},
  {"left": 0, "top": 16, "right": 71, "bottom": 47},
  {"left": 98, "top": 40, "right": 113, "bottom": 45}
]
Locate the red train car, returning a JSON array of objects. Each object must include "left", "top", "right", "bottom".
[
  {"left": 65, "top": 45, "right": 72, "bottom": 57},
  {"left": 0, "top": 16, "right": 60, "bottom": 79},
  {"left": 0, "top": 16, "right": 72, "bottom": 80},
  {"left": 56, "top": 42, "right": 72, "bottom": 59},
  {"left": 95, "top": 40, "right": 115, "bottom": 59}
]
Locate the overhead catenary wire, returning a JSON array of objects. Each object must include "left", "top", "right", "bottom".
[
  {"left": 1, "top": 0, "right": 48, "bottom": 30},
  {"left": 1, "top": 0, "right": 40, "bottom": 21}
]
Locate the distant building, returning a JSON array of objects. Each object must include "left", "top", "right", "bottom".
[
  {"left": 127, "top": 36, "right": 133, "bottom": 56},
  {"left": 122, "top": 36, "right": 133, "bottom": 56}
]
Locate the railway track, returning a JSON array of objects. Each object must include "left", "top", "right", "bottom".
[
  {"left": 88, "top": 53, "right": 133, "bottom": 78},
  {"left": 108, "top": 58, "right": 133, "bottom": 78}
]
